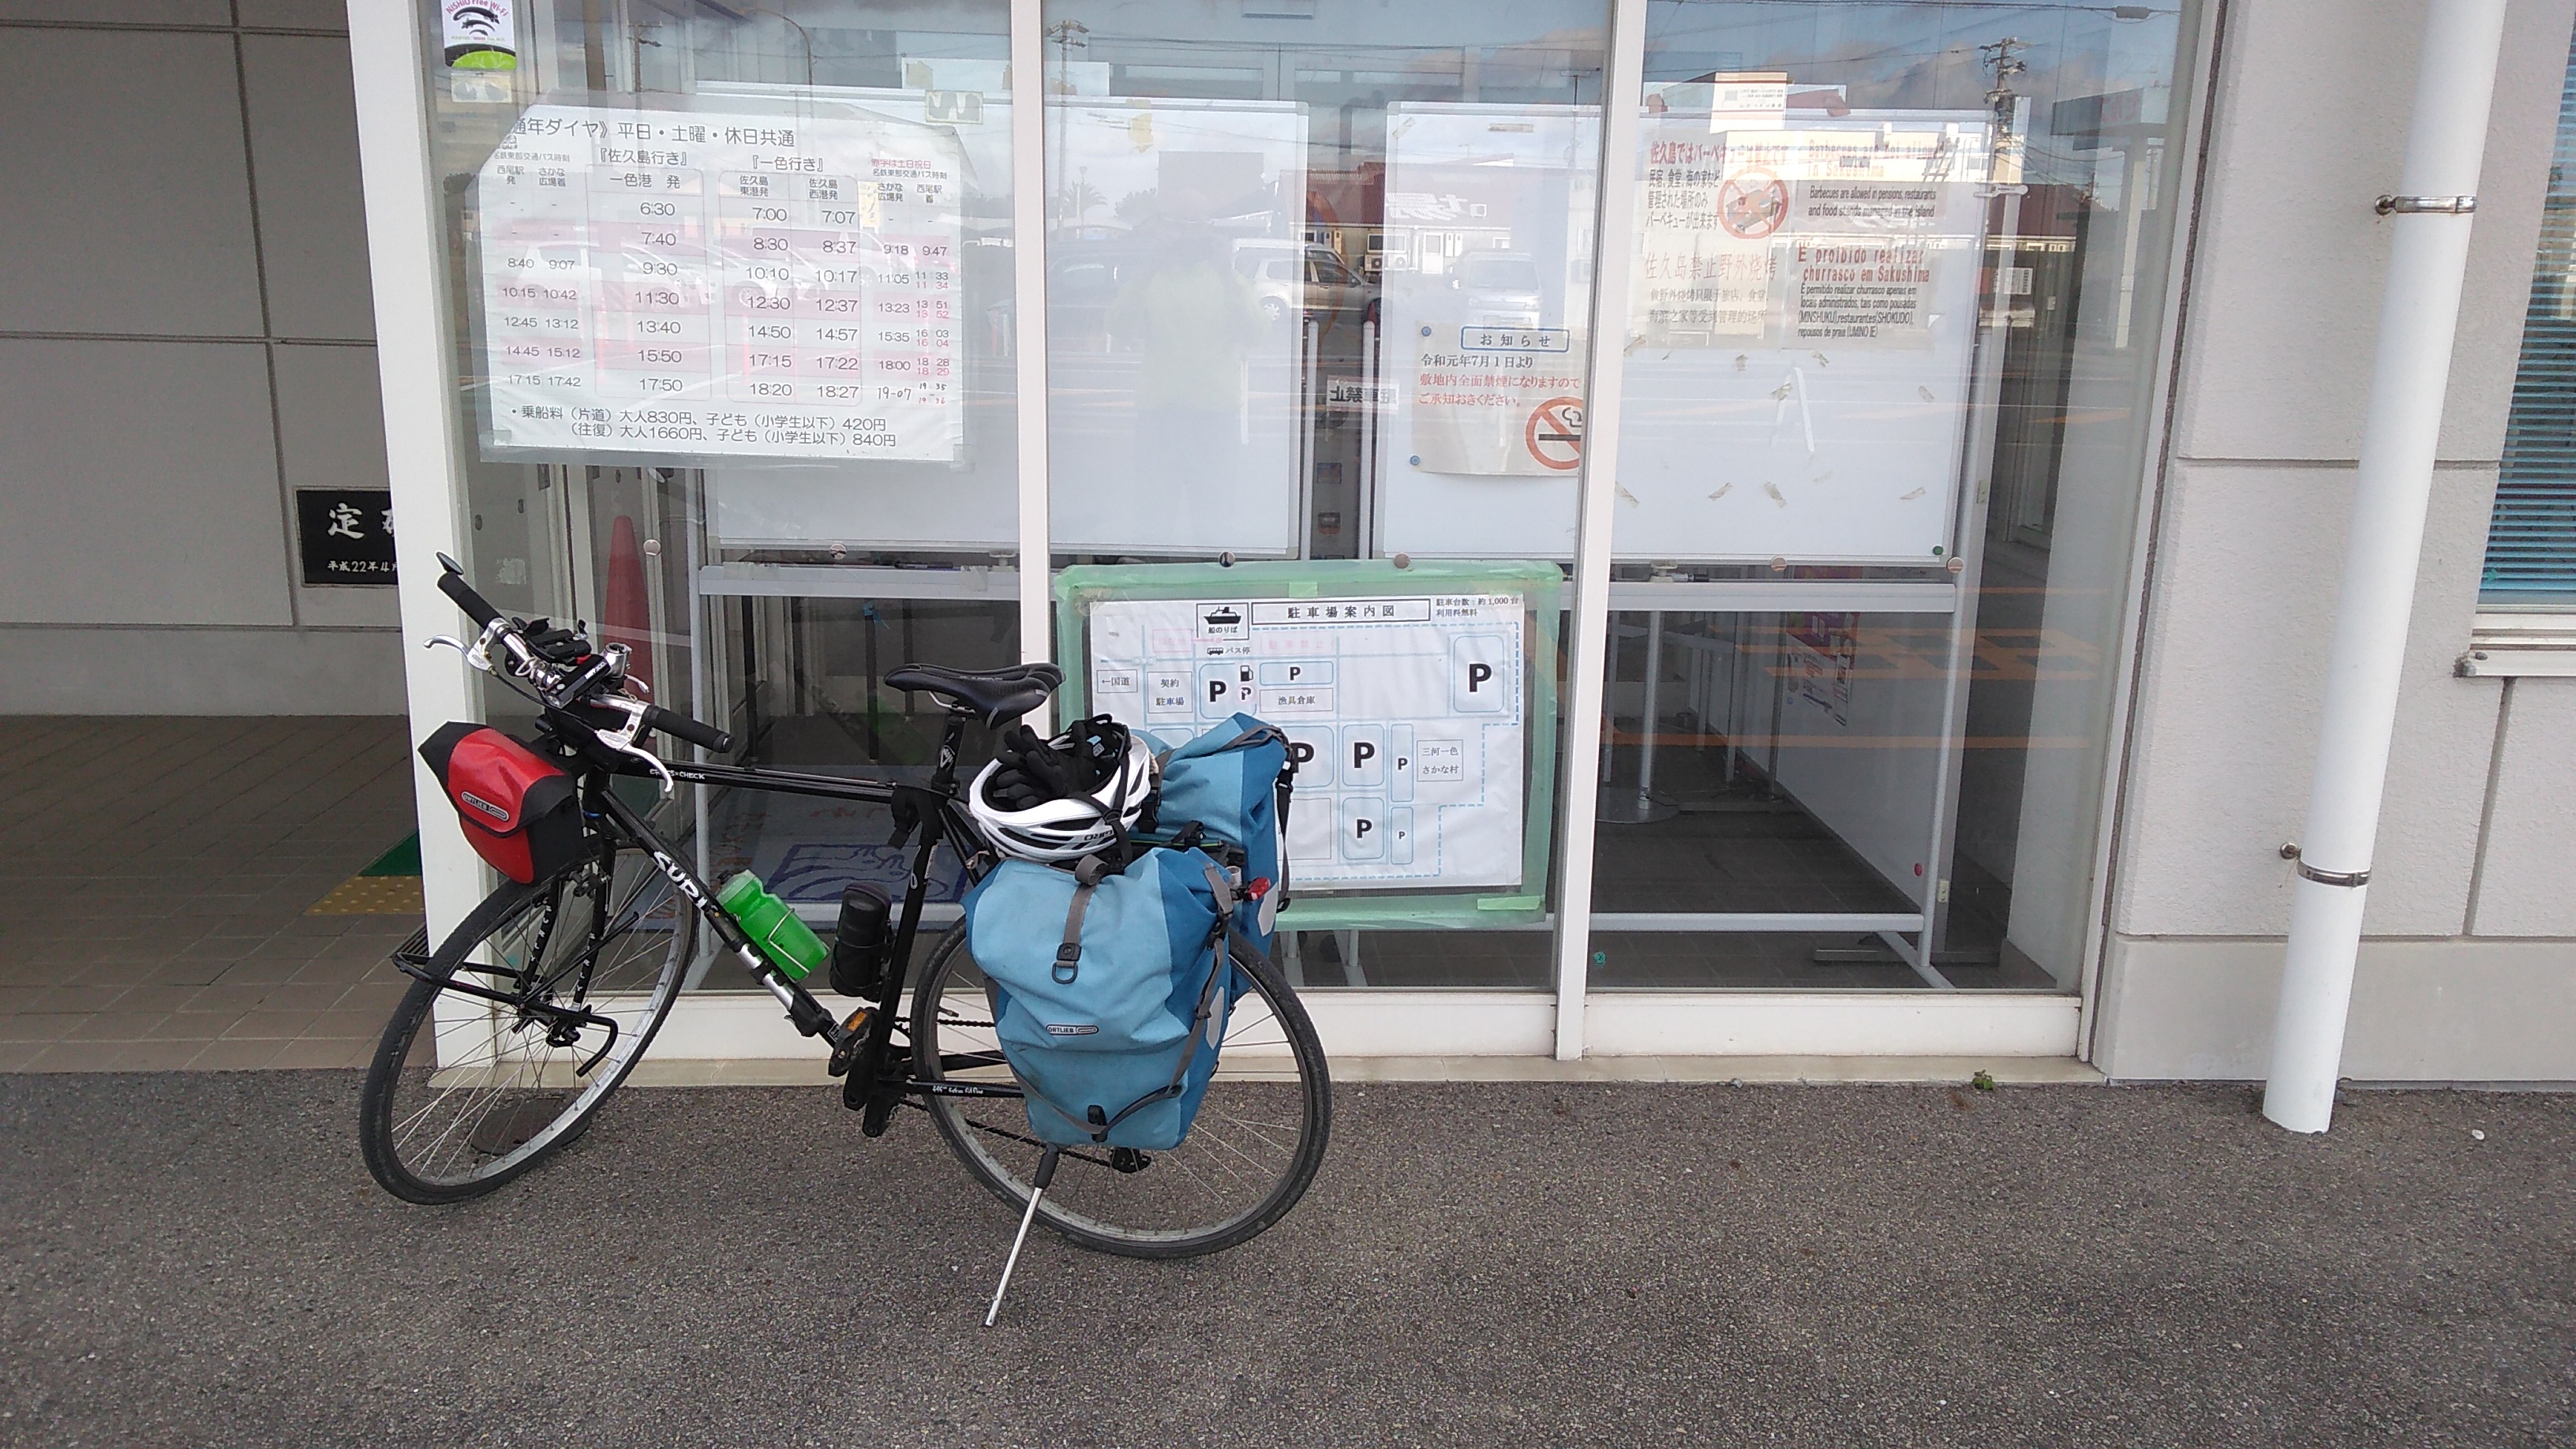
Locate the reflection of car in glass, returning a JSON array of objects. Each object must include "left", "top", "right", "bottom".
[
  {"left": 1450, "top": 249, "right": 1545, "bottom": 328},
  {"left": 1233, "top": 242, "right": 1376, "bottom": 325},
  {"left": 1043, "top": 244, "right": 1147, "bottom": 349}
]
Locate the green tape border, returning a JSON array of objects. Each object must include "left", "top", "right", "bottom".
[{"left": 1055, "top": 558, "right": 1562, "bottom": 930}]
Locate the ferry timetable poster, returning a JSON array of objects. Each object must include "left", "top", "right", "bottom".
[{"left": 475, "top": 101, "right": 963, "bottom": 463}]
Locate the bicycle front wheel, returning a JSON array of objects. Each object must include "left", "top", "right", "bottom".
[
  {"left": 912, "top": 923, "right": 1331, "bottom": 1259},
  {"left": 359, "top": 845, "right": 692, "bottom": 1204}
]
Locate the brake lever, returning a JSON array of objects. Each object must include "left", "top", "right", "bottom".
[
  {"left": 424, "top": 635, "right": 485, "bottom": 671},
  {"left": 426, "top": 616, "right": 520, "bottom": 676},
  {"left": 587, "top": 693, "right": 675, "bottom": 799}
]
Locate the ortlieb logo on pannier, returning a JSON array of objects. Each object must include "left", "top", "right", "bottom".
[
  {"left": 419, "top": 722, "right": 586, "bottom": 884},
  {"left": 963, "top": 848, "right": 1237, "bottom": 1151}
]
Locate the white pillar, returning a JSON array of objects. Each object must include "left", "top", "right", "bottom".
[
  {"left": 346, "top": 0, "right": 486, "bottom": 945},
  {"left": 2263, "top": 0, "right": 2507, "bottom": 1133}
]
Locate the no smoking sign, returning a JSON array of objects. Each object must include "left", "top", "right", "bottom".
[{"left": 1524, "top": 395, "right": 1585, "bottom": 471}]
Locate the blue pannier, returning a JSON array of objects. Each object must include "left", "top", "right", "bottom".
[
  {"left": 1148, "top": 714, "right": 1295, "bottom": 952},
  {"left": 961, "top": 847, "right": 1236, "bottom": 1150}
]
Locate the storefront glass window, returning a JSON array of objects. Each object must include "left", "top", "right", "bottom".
[
  {"left": 2482, "top": 25, "right": 2576, "bottom": 608},
  {"left": 1041, "top": 0, "right": 1609, "bottom": 989},
  {"left": 419, "top": 1, "right": 1022, "bottom": 988},
  {"left": 406, "top": 0, "right": 2203, "bottom": 1010},
  {"left": 1589, "top": 1, "right": 2201, "bottom": 990}
]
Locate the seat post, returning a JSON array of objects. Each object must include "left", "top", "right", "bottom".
[{"left": 930, "top": 706, "right": 974, "bottom": 791}]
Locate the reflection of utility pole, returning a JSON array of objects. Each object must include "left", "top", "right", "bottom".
[
  {"left": 1976, "top": 37, "right": 2031, "bottom": 333},
  {"left": 1978, "top": 37, "right": 2027, "bottom": 129},
  {"left": 1047, "top": 19, "right": 1089, "bottom": 234},
  {"left": 739, "top": 6, "right": 814, "bottom": 87}
]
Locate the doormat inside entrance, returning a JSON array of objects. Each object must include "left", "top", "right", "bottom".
[{"left": 360, "top": 833, "right": 421, "bottom": 877}]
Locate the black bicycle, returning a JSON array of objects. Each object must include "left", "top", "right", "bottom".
[{"left": 358, "top": 556, "right": 1330, "bottom": 1260}]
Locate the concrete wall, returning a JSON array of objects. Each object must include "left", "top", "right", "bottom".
[
  {"left": 0, "top": 5, "right": 404, "bottom": 713},
  {"left": 2097, "top": 0, "right": 2576, "bottom": 1080}
]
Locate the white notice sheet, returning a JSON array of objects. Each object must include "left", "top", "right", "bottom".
[{"left": 475, "top": 101, "right": 964, "bottom": 463}]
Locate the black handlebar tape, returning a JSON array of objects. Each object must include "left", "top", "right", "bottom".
[
  {"left": 642, "top": 705, "right": 733, "bottom": 754},
  {"left": 436, "top": 569, "right": 502, "bottom": 628}
]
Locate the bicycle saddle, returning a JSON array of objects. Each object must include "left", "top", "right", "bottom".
[{"left": 885, "top": 661, "right": 1063, "bottom": 727}]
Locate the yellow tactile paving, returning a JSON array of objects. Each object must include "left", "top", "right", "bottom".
[{"left": 305, "top": 877, "right": 427, "bottom": 915}]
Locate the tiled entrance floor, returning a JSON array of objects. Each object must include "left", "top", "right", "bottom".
[{"left": 0, "top": 717, "right": 421, "bottom": 1072}]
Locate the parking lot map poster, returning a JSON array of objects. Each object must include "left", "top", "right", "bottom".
[{"left": 1056, "top": 560, "right": 1563, "bottom": 928}]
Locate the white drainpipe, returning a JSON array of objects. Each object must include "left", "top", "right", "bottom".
[{"left": 2263, "top": 0, "right": 2508, "bottom": 1133}]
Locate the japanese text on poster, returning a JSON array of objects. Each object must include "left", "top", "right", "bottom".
[
  {"left": 1634, "top": 118, "right": 1987, "bottom": 351},
  {"left": 474, "top": 102, "right": 964, "bottom": 463}
]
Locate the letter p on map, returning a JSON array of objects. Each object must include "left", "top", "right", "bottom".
[{"left": 1451, "top": 635, "right": 1510, "bottom": 713}]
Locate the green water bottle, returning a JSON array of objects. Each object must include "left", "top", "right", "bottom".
[{"left": 715, "top": 871, "right": 828, "bottom": 981}]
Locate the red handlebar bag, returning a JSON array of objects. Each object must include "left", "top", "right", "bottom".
[{"left": 419, "top": 723, "right": 586, "bottom": 884}]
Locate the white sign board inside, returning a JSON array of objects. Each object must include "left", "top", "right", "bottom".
[
  {"left": 1043, "top": 99, "right": 1309, "bottom": 556},
  {"left": 474, "top": 101, "right": 964, "bottom": 463},
  {"left": 1372, "top": 104, "right": 1599, "bottom": 560},
  {"left": 1616, "top": 109, "right": 1994, "bottom": 563},
  {"left": 1088, "top": 593, "right": 1526, "bottom": 891}
]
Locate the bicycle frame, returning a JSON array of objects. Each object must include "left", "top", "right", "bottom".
[{"left": 574, "top": 703, "right": 1025, "bottom": 1126}]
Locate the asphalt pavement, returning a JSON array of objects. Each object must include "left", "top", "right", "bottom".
[{"left": 2, "top": 1072, "right": 2569, "bottom": 1447}]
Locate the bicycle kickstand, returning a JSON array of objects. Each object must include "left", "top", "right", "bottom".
[{"left": 983, "top": 1145, "right": 1062, "bottom": 1327}]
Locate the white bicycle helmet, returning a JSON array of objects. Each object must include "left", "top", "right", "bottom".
[{"left": 967, "top": 716, "right": 1156, "bottom": 863}]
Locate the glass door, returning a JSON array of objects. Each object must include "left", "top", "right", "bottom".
[
  {"left": 1584, "top": 2, "right": 2203, "bottom": 999},
  {"left": 419, "top": 0, "right": 1029, "bottom": 987},
  {"left": 1040, "top": 0, "right": 1613, "bottom": 991}
]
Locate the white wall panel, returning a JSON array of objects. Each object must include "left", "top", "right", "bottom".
[
  {"left": 0, "top": 625, "right": 402, "bottom": 713},
  {"left": 0, "top": 28, "right": 263, "bottom": 336},
  {"left": 2117, "top": 461, "right": 2499, "bottom": 938},
  {"left": 0, "top": 339, "right": 292, "bottom": 627},
  {"left": 235, "top": 0, "right": 350, "bottom": 27},
  {"left": 2097, "top": 934, "right": 2576, "bottom": 1080},
  {"left": 242, "top": 34, "right": 375, "bottom": 341},
  {"left": 273, "top": 341, "right": 399, "bottom": 629},
  {"left": 0, "top": 2, "right": 228, "bottom": 22},
  {"left": 2469, "top": 679, "right": 2576, "bottom": 934},
  {"left": 2171, "top": 0, "right": 2575, "bottom": 464}
]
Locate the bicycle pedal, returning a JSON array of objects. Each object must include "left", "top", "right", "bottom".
[{"left": 825, "top": 1009, "right": 871, "bottom": 1078}]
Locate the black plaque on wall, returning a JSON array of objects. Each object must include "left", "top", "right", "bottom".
[{"left": 295, "top": 489, "right": 399, "bottom": 586}]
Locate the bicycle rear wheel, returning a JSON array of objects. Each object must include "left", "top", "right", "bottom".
[
  {"left": 359, "top": 844, "right": 692, "bottom": 1204},
  {"left": 912, "top": 923, "right": 1331, "bottom": 1259}
]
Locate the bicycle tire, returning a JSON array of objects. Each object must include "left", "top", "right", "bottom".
[
  {"left": 359, "top": 846, "right": 692, "bottom": 1204},
  {"left": 912, "top": 921, "right": 1331, "bottom": 1259}
]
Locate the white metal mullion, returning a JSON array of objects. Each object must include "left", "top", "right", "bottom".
[
  {"left": 1010, "top": 0, "right": 1054, "bottom": 684},
  {"left": 1918, "top": 104, "right": 2025, "bottom": 985},
  {"left": 1548, "top": 0, "right": 1649, "bottom": 1061}
]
